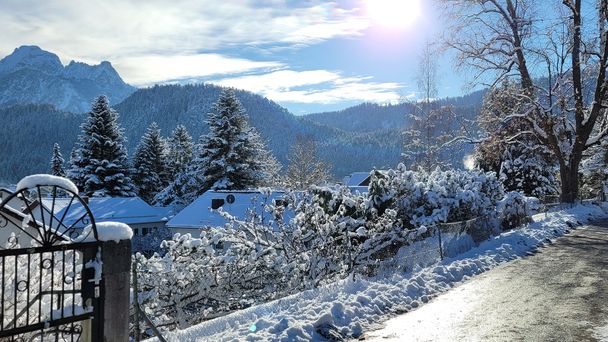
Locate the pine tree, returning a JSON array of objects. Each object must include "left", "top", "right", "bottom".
[
  {"left": 156, "top": 90, "right": 276, "bottom": 206},
  {"left": 196, "top": 89, "right": 272, "bottom": 191},
  {"left": 50, "top": 143, "right": 66, "bottom": 177},
  {"left": 73, "top": 96, "right": 136, "bottom": 197},
  {"left": 67, "top": 147, "right": 85, "bottom": 190},
  {"left": 133, "top": 122, "right": 169, "bottom": 203},
  {"left": 166, "top": 124, "right": 193, "bottom": 178}
]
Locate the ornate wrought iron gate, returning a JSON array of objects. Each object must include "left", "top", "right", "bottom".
[{"left": 0, "top": 183, "right": 102, "bottom": 341}]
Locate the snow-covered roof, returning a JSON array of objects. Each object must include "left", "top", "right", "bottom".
[
  {"left": 343, "top": 172, "right": 371, "bottom": 187},
  {"left": 167, "top": 190, "right": 286, "bottom": 229},
  {"left": 50, "top": 197, "right": 173, "bottom": 227}
]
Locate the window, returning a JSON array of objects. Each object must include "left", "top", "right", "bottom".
[
  {"left": 142, "top": 227, "right": 149, "bottom": 236},
  {"left": 211, "top": 198, "right": 225, "bottom": 209},
  {"left": 274, "top": 199, "right": 287, "bottom": 207},
  {"left": 133, "top": 228, "right": 139, "bottom": 236}
]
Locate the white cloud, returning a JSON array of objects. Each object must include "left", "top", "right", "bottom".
[
  {"left": 212, "top": 69, "right": 404, "bottom": 105},
  {"left": 0, "top": 0, "right": 412, "bottom": 108},
  {"left": 116, "top": 54, "right": 283, "bottom": 86},
  {"left": 0, "top": 0, "right": 369, "bottom": 63},
  {"left": 0, "top": 0, "right": 372, "bottom": 86},
  {"left": 213, "top": 70, "right": 340, "bottom": 92}
]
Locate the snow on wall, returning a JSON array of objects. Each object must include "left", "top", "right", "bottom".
[
  {"left": 75, "top": 221, "right": 133, "bottom": 243},
  {"left": 16, "top": 174, "right": 79, "bottom": 194}
]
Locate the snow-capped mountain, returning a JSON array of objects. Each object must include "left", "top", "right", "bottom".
[{"left": 0, "top": 46, "right": 136, "bottom": 112}]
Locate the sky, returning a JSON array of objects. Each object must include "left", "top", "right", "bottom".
[{"left": 0, "top": 0, "right": 472, "bottom": 114}]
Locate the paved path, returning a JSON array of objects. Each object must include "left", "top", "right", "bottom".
[{"left": 364, "top": 220, "right": 608, "bottom": 341}]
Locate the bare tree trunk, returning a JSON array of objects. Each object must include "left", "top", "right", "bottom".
[{"left": 559, "top": 163, "right": 580, "bottom": 203}]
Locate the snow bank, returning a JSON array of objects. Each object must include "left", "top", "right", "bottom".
[
  {"left": 16, "top": 174, "right": 79, "bottom": 194},
  {"left": 75, "top": 221, "right": 133, "bottom": 243},
  {"left": 158, "top": 204, "right": 606, "bottom": 342}
]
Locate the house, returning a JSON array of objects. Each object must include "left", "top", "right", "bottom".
[
  {"left": 166, "top": 190, "right": 288, "bottom": 235},
  {"left": 343, "top": 172, "right": 372, "bottom": 193},
  {"left": 46, "top": 197, "right": 173, "bottom": 237}
]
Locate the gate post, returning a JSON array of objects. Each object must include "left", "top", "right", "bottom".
[{"left": 99, "top": 239, "right": 132, "bottom": 341}]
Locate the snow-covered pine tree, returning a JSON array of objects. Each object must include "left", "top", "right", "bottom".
[
  {"left": 50, "top": 143, "right": 66, "bottom": 177},
  {"left": 156, "top": 90, "right": 276, "bottom": 206},
  {"left": 196, "top": 89, "right": 272, "bottom": 191},
  {"left": 67, "top": 147, "right": 85, "bottom": 190},
  {"left": 166, "top": 124, "right": 193, "bottom": 178},
  {"left": 75, "top": 95, "right": 136, "bottom": 197},
  {"left": 133, "top": 122, "right": 169, "bottom": 203}
]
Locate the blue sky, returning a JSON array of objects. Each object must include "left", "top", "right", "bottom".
[{"left": 0, "top": 0, "right": 473, "bottom": 114}]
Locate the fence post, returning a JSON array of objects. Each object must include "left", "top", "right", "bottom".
[
  {"left": 99, "top": 239, "right": 132, "bottom": 342},
  {"left": 132, "top": 260, "right": 141, "bottom": 342},
  {"left": 436, "top": 225, "right": 444, "bottom": 260}
]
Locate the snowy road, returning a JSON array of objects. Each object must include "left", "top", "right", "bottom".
[{"left": 364, "top": 220, "right": 608, "bottom": 342}]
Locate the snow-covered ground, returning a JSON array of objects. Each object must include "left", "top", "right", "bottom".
[
  {"left": 594, "top": 323, "right": 608, "bottom": 341},
  {"left": 157, "top": 204, "right": 607, "bottom": 342}
]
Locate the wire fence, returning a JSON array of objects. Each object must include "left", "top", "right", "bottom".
[{"left": 129, "top": 201, "right": 583, "bottom": 338}]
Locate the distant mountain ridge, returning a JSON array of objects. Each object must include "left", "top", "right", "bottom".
[
  {"left": 302, "top": 90, "right": 486, "bottom": 132},
  {"left": 0, "top": 46, "right": 135, "bottom": 112}
]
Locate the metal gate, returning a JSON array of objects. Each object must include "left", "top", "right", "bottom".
[{"left": 0, "top": 183, "right": 102, "bottom": 341}]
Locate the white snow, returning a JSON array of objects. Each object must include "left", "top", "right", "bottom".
[
  {"left": 75, "top": 221, "right": 133, "bottom": 243},
  {"left": 594, "top": 322, "right": 608, "bottom": 341},
  {"left": 462, "top": 154, "right": 476, "bottom": 170},
  {"left": 167, "top": 190, "right": 287, "bottom": 229},
  {"left": 156, "top": 204, "right": 606, "bottom": 342},
  {"left": 16, "top": 174, "right": 79, "bottom": 194},
  {"left": 50, "top": 197, "right": 171, "bottom": 228}
]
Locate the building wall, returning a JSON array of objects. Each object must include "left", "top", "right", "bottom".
[
  {"left": 167, "top": 227, "right": 202, "bottom": 237},
  {"left": 128, "top": 221, "right": 167, "bottom": 236}
]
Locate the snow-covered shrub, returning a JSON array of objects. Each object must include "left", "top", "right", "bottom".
[
  {"left": 134, "top": 166, "right": 511, "bottom": 332},
  {"left": 131, "top": 227, "right": 173, "bottom": 256},
  {"left": 580, "top": 144, "right": 608, "bottom": 200},
  {"left": 499, "top": 145, "right": 558, "bottom": 200},
  {"left": 367, "top": 164, "right": 503, "bottom": 227},
  {"left": 497, "top": 191, "right": 539, "bottom": 230}
]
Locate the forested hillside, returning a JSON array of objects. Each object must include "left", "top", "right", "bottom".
[
  {"left": 303, "top": 90, "right": 485, "bottom": 132},
  {"left": 115, "top": 84, "right": 403, "bottom": 178},
  {"left": 0, "top": 104, "right": 80, "bottom": 183},
  {"left": 0, "top": 84, "right": 405, "bottom": 183}
]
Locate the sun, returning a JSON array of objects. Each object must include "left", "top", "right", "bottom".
[{"left": 366, "top": 0, "right": 421, "bottom": 29}]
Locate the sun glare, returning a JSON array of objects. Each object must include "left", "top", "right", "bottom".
[{"left": 366, "top": 0, "right": 421, "bottom": 29}]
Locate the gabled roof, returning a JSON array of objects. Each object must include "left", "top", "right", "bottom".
[
  {"left": 343, "top": 172, "right": 372, "bottom": 187},
  {"left": 50, "top": 197, "right": 173, "bottom": 227},
  {"left": 167, "top": 190, "right": 286, "bottom": 229}
]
